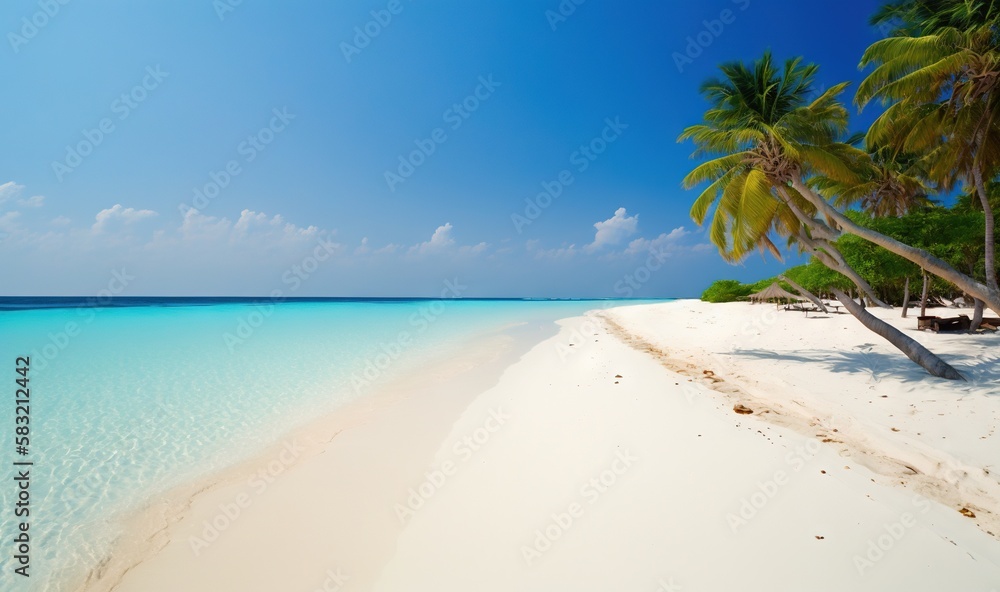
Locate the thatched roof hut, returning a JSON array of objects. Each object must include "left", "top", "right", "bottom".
[{"left": 748, "top": 282, "right": 804, "bottom": 305}]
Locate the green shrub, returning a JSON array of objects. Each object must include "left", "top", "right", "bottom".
[
  {"left": 784, "top": 261, "right": 851, "bottom": 294},
  {"left": 745, "top": 277, "right": 778, "bottom": 293},
  {"left": 701, "top": 279, "right": 753, "bottom": 303}
]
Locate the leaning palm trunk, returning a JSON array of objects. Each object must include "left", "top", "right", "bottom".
[
  {"left": 779, "top": 274, "right": 828, "bottom": 313},
  {"left": 968, "top": 262, "right": 985, "bottom": 331},
  {"left": 789, "top": 178, "right": 1000, "bottom": 315},
  {"left": 792, "top": 227, "right": 889, "bottom": 307},
  {"left": 920, "top": 271, "right": 930, "bottom": 317},
  {"left": 901, "top": 276, "right": 911, "bottom": 318},
  {"left": 972, "top": 166, "right": 999, "bottom": 294},
  {"left": 800, "top": 242, "right": 961, "bottom": 379},
  {"left": 832, "top": 289, "right": 965, "bottom": 380},
  {"left": 777, "top": 188, "right": 888, "bottom": 308},
  {"left": 972, "top": 299, "right": 985, "bottom": 331}
]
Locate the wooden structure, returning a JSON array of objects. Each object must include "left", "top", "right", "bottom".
[
  {"left": 918, "top": 315, "right": 1000, "bottom": 332},
  {"left": 917, "top": 315, "right": 971, "bottom": 333},
  {"left": 748, "top": 283, "right": 804, "bottom": 306}
]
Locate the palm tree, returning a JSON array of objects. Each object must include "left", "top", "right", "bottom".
[
  {"left": 858, "top": 15, "right": 1000, "bottom": 298},
  {"left": 953, "top": 182, "right": 1000, "bottom": 326},
  {"left": 812, "top": 145, "right": 933, "bottom": 217},
  {"left": 812, "top": 145, "right": 934, "bottom": 317},
  {"left": 681, "top": 55, "right": 886, "bottom": 304},
  {"left": 872, "top": 0, "right": 1000, "bottom": 35},
  {"left": 680, "top": 53, "right": 964, "bottom": 379}
]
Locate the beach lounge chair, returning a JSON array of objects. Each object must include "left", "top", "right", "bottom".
[
  {"left": 822, "top": 301, "right": 844, "bottom": 314},
  {"left": 918, "top": 315, "right": 971, "bottom": 332},
  {"left": 917, "top": 316, "right": 940, "bottom": 331},
  {"left": 979, "top": 317, "right": 1000, "bottom": 330}
]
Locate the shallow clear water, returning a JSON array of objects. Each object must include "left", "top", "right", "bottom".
[{"left": 0, "top": 298, "right": 662, "bottom": 591}]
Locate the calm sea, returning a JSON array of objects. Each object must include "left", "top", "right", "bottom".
[{"left": 0, "top": 297, "right": 663, "bottom": 591}]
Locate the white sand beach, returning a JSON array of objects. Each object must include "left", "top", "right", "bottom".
[{"left": 84, "top": 300, "right": 1000, "bottom": 591}]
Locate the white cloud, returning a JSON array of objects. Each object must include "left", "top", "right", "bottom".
[
  {"left": 18, "top": 195, "right": 45, "bottom": 208},
  {"left": 0, "top": 182, "right": 45, "bottom": 210},
  {"left": 355, "top": 237, "right": 404, "bottom": 256},
  {"left": 92, "top": 204, "right": 158, "bottom": 233},
  {"left": 410, "top": 223, "right": 456, "bottom": 255},
  {"left": 406, "top": 222, "right": 490, "bottom": 257},
  {"left": 1, "top": 192, "right": 342, "bottom": 266},
  {"left": 0, "top": 182, "right": 24, "bottom": 204},
  {"left": 173, "top": 208, "right": 326, "bottom": 252},
  {"left": 0, "top": 211, "right": 20, "bottom": 232},
  {"left": 178, "top": 209, "right": 232, "bottom": 241},
  {"left": 533, "top": 244, "right": 578, "bottom": 259},
  {"left": 233, "top": 210, "right": 273, "bottom": 234},
  {"left": 585, "top": 207, "right": 638, "bottom": 252},
  {"left": 624, "top": 227, "right": 689, "bottom": 256},
  {"left": 233, "top": 209, "right": 319, "bottom": 242},
  {"left": 459, "top": 241, "right": 489, "bottom": 255},
  {"left": 526, "top": 238, "right": 576, "bottom": 259},
  {"left": 525, "top": 223, "right": 702, "bottom": 261}
]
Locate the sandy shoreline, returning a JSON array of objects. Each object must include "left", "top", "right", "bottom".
[
  {"left": 81, "top": 300, "right": 1000, "bottom": 591},
  {"left": 74, "top": 319, "right": 553, "bottom": 592}
]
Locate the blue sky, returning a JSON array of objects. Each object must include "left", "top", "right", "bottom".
[{"left": 0, "top": 0, "right": 886, "bottom": 297}]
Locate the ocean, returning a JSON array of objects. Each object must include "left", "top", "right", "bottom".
[{"left": 0, "top": 297, "right": 662, "bottom": 591}]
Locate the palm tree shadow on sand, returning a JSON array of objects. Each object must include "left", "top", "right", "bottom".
[{"left": 727, "top": 344, "right": 1000, "bottom": 392}]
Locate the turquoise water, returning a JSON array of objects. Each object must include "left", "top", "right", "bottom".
[{"left": 0, "top": 298, "right": 660, "bottom": 591}]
